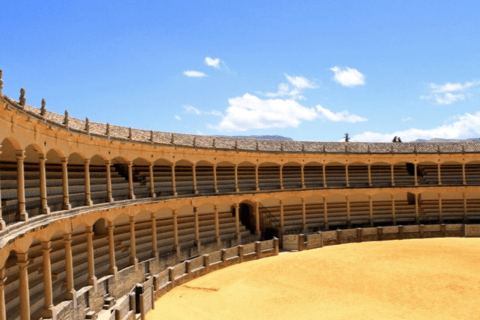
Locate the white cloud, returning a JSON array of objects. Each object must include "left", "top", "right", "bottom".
[
  {"left": 265, "top": 74, "right": 317, "bottom": 100},
  {"left": 183, "top": 105, "right": 201, "bottom": 115},
  {"left": 351, "top": 112, "right": 480, "bottom": 142},
  {"left": 183, "top": 70, "right": 207, "bottom": 78},
  {"left": 205, "top": 57, "right": 221, "bottom": 69},
  {"left": 421, "top": 80, "right": 480, "bottom": 105},
  {"left": 330, "top": 66, "right": 365, "bottom": 87},
  {"left": 214, "top": 94, "right": 366, "bottom": 131},
  {"left": 174, "top": 115, "right": 182, "bottom": 120},
  {"left": 402, "top": 117, "right": 413, "bottom": 122},
  {"left": 316, "top": 105, "right": 367, "bottom": 123}
]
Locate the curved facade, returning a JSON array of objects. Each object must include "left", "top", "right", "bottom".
[{"left": 1, "top": 73, "right": 480, "bottom": 320}]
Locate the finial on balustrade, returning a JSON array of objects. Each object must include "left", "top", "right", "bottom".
[
  {"left": 85, "top": 117, "right": 90, "bottom": 134},
  {"left": 256, "top": 141, "right": 259, "bottom": 151},
  {"left": 437, "top": 145, "right": 441, "bottom": 154},
  {"left": 212, "top": 138, "right": 216, "bottom": 148},
  {"left": 19, "top": 88, "right": 26, "bottom": 107},
  {"left": 323, "top": 145, "right": 326, "bottom": 153},
  {"left": 128, "top": 127, "right": 132, "bottom": 140},
  {"left": 345, "top": 144, "right": 348, "bottom": 153},
  {"left": 106, "top": 123, "right": 111, "bottom": 138},
  {"left": 413, "top": 144, "right": 417, "bottom": 154},
  {"left": 40, "top": 98, "right": 47, "bottom": 117},
  {"left": 193, "top": 136, "right": 196, "bottom": 147},
  {"left": 280, "top": 143, "right": 284, "bottom": 152},
  {"left": 63, "top": 110, "right": 69, "bottom": 127},
  {"left": 0, "top": 69, "right": 3, "bottom": 94},
  {"left": 234, "top": 140, "right": 238, "bottom": 151},
  {"left": 302, "top": 144, "right": 305, "bottom": 153},
  {"left": 171, "top": 133, "right": 175, "bottom": 145},
  {"left": 150, "top": 130, "right": 154, "bottom": 143},
  {"left": 462, "top": 145, "right": 465, "bottom": 154},
  {"left": 368, "top": 145, "right": 371, "bottom": 154},
  {"left": 391, "top": 144, "right": 394, "bottom": 154}
]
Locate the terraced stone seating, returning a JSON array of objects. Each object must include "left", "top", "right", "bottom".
[{"left": 237, "top": 166, "right": 255, "bottom": 191}]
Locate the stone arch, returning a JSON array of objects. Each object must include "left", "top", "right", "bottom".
[{"left": 0, "top": 137, "right": 23, "bottom": 161}]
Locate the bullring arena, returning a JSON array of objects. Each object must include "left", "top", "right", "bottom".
[{"left": 1, "top": 70, "right": 480, "bottom": 320}]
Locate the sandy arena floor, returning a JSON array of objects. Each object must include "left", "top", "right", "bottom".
[{"left": 147, "top": 238, "right": 480, "bottom": 320}]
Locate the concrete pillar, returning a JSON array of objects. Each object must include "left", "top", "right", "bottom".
[
  {"left": 391, "top": 194, "right": 396, "bottom": 225},
  {"left": 171, "top": 165, "right": 177, "bottom": 196},
  {"left": 86, "top": 226, "right": 97, "bottom": 287},
  {"left": 63, "top": 234, "right": 76, "bottom": 304},
  {"left": 149, "top": 163, "right": 156, "bottom": 198},
  {"left": 234, "top": 203, "right": 240, "bottom": 243},
  {"left": 234, "top": 165, "right": 239, "bottom": 192},
  {"left": 0, "top": 268, "right": 6, "bottom": 320},
  {"left": 39, "top": 154, "right": 50, "bottom": 214},
  {"left": 172, "top": 210, "right": 180, "bottom": 257},
  {"left": 17, "top": 252, "right": 30, "bottom": 320},
  {"left": 41, "top": 241, "right": 54, "bottom": 319},
  {"left": 414, "top": 163, "right": 418, "bottom": 186},
  {"left": 463, "top": 192, "right": 467, "bottom": 222},
  {"left": 151, "top": 213, "right": 158, "bottom": 258},
  {"left": 301, "top": 198, "right": 307, "bottom": 232},
  {"left": 323, "top": 197, "right": 329, "bottom": 230},
  {"left": 128, "top": 162, "right": 136, "bottom": 200},
  {"left": 301, "top": 164, "right": 306, "bottom": 189},
  {"left": 214, "top": 205, "right": 221, "bottom": 246},
  {"left": 193, "top": 207, "right": 201, "bottom": 251},
  {"left": 346, "top": 196, "right": 351, "bottom": 227},
  {"left": 255, "top": 202, "right": 261, "bottom": 238},
  {"left": 279, "top": 200, "right": 284, "bottom": 238},
  {"left": 415, "top": 193, "right": 419, "bottom": 223},
  {"left": 369, "top": 195, "right": 374, "bottom": 227},
  {"left": 438, "top": 193, "right": 443, "bottom": 223},
  {"left": 192, "top": 164, "right": 198, "bottom": 194},
  {"left": 390, "top": 164, "right": 395, "bottom": 187},
  {"left": 368, "top": 164, "right": 372, "bottom": 187},
  {"left": 84, "top": 159, "right": 93, "bottom": 206},
  {"left": 213, "top": 165, "right": 219, "bottom": 193},
  {"left": 345, "top": 164, "right": 350, "bottom": 187},
  {"left": 462, "top": 163, "right": 467, "bottom": 185},
  {"left": 129, "top": 216, "right": 138, "bottom": 268},
  {"left": 107, "top": 221, "right": 118, "bottom": 275},
  {"left": 322, "top": 164, "right": 327, "bottom": 188},
  {"left": 255, "top": 165, "right": 259, "bottom": 191},
  {"left": 16, "top": 150, "right": 28, "bottom": 220},
  {"left": 61, "top": 157, "right": 72, "bottom": 210},
  {"left": 437, "top": 163, "right": 442, "bottom": 185},
  {"left": 279, "top": 165, "right": 284, "bottom": 190},
  {"left": 106, "top": 160, "right": 114, "bottom": 203}
]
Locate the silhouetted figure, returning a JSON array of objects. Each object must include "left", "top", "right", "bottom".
[
  {"left": 344, "top": 133, "right": 350, "bottom": 142},
  {"left": 398, "top": 137, "right": 402, "bottom": 143},
  {"left": 392, "top": 136, "right": 397, "bottom": 142}
]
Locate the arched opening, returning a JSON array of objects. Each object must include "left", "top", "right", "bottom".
[{"left": 239, "top": 203, "right": 254, "bottom": 234}]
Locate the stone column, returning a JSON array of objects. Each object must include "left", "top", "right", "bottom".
[
  {"left": 346, "top": 196, "right": 351, "bottom": 227},
  {"left": 213, "top": 165, "right": 219, "bottom": 193},
  {"left": 193, "top": 207, "right": 201, "bottom": 251},
  {"left": 106, "top": 160, "right": 114, "bottom": 203},
  {"left": 462, "top": 163, "right": 467, "bottom": 185},
  {"left": 390, "top": 164, "right": 395, "bottom": 186},
  {"left": 17, "top": 252, "right": 30, "bottom": 320},
  {"left": 128, "top": 162, "right": 136, "bottom": 200},
  {"left": 463, "top": 192, "right": 468, "bottom": 222},
  {"left": 192, "top": 164, "right": 198, "bottom": 195},
  {"left": 301, "top": 198, "right": 306, "bottom": 232},
  {"left": 86, "top": 226, "right": 97, "bottom": 287},
  {"left": 391, "top": 195, "right": 396, "bottom": 225},
  {"left": 255, "top": 202, "right": 261, "bottom": 238},
  {"left": 107, "top": 221, "right": 118, "bottom": 275},
  {"left": 84, "top": 159, "right": 93, "bottom": 206},
  {"left": 129, "top": 216, "right": 138, "bottom": 268},
  {"left": 149, "top": 163, "right": 156, "bottom": 198},
  {"left": 345, "top": 164, "right": 350, "bottom": 187},
  {"left": 63, "top": 234, "right": 76, "bottom": 304},
  {"left": 438, "top": 193, "right": 443, "bottom": 223},
  {"left": 234, "top": 165, "right": 239, "bottom": 192},
  {"left": 172, "top": 210, "right": 180, "bottom": 257},
  {"left": 214, "top": 205, "right": 221, "bottom": 246},
  {"left": 437, "top": 163, "right": 442, "bottom": 185},
  {"left": 414, "top": 163, "right": 418, "bottom": 186},
  {"left": 234, "top": 203, "right": 241, "bottom": 243},
  {"left": 369, "top": 195, "right": 374, "bottom": 227},
  {"left": 255, "top": 165, "right": 260, "bottom": 191},
  {"left": 301, "top": 164, "right": 306, "bottom": 189},
  {"left": 171, "top": 165, "right": 177, "bottom": 196},
  {"left": 279, "top": 200, "right": 284, "bottom": 239},
  {"left": 61, "top": 157, "right": 72, "bottom": 210},
  {"left": 322, "top": 164, "right": 327, "bottom": 188},
  {"left": 41, "top": 241, "right": 54, "bottom": 319},
  {"left": 0, "top": 268, "right": 6, "bottom": 320},
  {"left": 368, "top": 164, "right": 372, "bottom": 187},
  {"left": 16, "top": 150, "right": 28, "bottom": 220},
  {"left": 415, "top": 193, "right": 419, "bottom": 223},
  {"left": 323, "top": 197, "right": 329, "bottom": 230},
  {"left": 151, "top": 213, "right": 158, "bottom": 258},
  {"left": 39, "top": 154, "right": 50, "bottom": 214},
  {"left": 279, "top": 165, "right": 284, "bottom": 190}
]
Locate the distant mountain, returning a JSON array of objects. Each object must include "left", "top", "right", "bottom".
[
  {"left": 217, "top": 135, "right": 293, "bottom": 141},
  {"left": 415, "top": 138, "right": 480, "bottom": 142}
]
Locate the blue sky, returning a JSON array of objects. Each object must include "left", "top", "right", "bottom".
[{"left": 1, "top": 1, "right": 480, "bottom": 142}]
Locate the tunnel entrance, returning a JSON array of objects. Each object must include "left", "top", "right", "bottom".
[{"left": 239, "top": 203, "right": 255, "bottom": 234}]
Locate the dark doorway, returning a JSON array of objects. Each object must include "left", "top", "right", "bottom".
[{"left": 239, "top": 203, "right": 254, "bottom": 233}]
